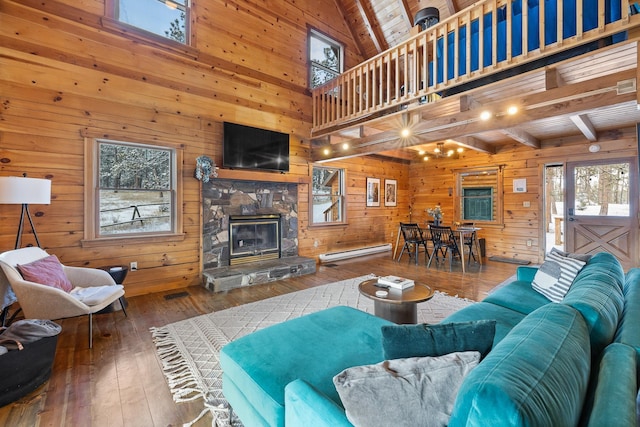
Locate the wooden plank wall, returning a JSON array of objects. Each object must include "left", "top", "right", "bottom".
[
  {"left": 409, "top": 130, "right": 639, "bottom": 263},
  {"left": 2, "top": 1, "right": 637, "bottom": 297},
  {"left": 298, "top": 156, "right": 410, "bottom": 258},
  {"left": 0, "top": 0, "right": 397, "bottom": 296},
  {"left": 0, "top": 0, "right": 384, "bottom": 295}
]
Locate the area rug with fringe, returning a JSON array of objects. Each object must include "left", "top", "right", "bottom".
[{"left": 150, "top": 274, "right": 474, "bottom": 427}]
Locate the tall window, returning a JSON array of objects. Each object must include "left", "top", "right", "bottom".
[
  {"left": 114, "top": 0, "right": 189, "bottom": 43},
  {"left": 309, "top": 29, "right": 343, "bottom": 88},
  {"left": 92, "top": 139, "right": 178, "bottom": 238},
  {"left": 311, "top": 165, "right": 346, "bottom": 225}
]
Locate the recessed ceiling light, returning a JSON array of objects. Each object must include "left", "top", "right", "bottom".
[
  {"left": 342, "top": 143, "right": 349, "bottom": 150},
  {"left": 323, "top": 148, "right": 330, "bottom": 156},
  {"left": 480, "top": 111, "right": 492, "bottom": 121},
  {"left": 507, "top": 105, "right": 518, "bottom": 115},
  {"left": 401, "top": 128, "right": 411, "bottom": 138}
]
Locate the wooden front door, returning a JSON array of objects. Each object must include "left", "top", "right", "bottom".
[{"left": 565, "top": 158, "right": 639, "bottom": 269}]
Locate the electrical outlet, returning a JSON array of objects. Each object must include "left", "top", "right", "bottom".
[
  {"left": 130, "top": 261, "right": 138, "bottom": 271},
  {"left": 526, "top": 240, "right": 532, "bottom": 247},
  {"left": 523, "top": 201, "right": 531, "bottom": 208}
]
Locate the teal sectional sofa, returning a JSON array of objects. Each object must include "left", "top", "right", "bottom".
[{"left": 220, "top": 252, "right": 640, "bottom": 426}]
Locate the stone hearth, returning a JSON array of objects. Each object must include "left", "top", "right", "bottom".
[
  {"left": 202, "top": 178, "right": 315, "bottom": 292},
  {"left": 202, "top": 256, "right": 316, "bottom": 293}
]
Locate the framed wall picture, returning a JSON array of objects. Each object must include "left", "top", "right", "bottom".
[
  {"left": 366, "top": 177, "right": 380, "bottom": 207},
  {"left": 384, "top": 179, "right": 397, "bottom": 206}
]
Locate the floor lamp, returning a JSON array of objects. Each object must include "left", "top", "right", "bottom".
[{"left": 0, "top": 175, "right": 52, "bottom": 249}]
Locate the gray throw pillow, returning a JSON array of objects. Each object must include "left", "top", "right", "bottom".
[
  {"left": 381, "top": 320, "right": 496, "bottom": 361},
  {"left": 333, "top": 351, "right": 481, "bottom": 427},
  {"left": 550, "top": 247, "right": 592, "bottom": 263},
  {"left": 532, "top": 250, "right": 586, "bottom": 302}
]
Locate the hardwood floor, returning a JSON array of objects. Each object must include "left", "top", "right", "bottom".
[{"left": 0, "top": 254, "right": 518, "bottom": 427}]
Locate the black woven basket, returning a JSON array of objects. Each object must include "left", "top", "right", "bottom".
[{"left": 0, "top": 334, "right": 58, "bottom": 407}]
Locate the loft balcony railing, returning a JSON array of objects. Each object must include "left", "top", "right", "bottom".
[{"left": 311, "top": 0, "right": 639, "bottom": 136}]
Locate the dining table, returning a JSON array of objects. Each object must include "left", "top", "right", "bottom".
[
  {"left": 427, "top": 223, "right": 482, "bottom": 273},
  {"left": 452, "top": 226, "right": 482, "bottom": 273}
]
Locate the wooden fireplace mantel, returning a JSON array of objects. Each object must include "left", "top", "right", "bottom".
[{"left": 215, "top": 168, "right": 310, "bottom": 184}]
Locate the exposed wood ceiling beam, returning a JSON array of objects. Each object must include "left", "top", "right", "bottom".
[
  {"left": 377, "top": 148, "right": 419, "bottom": 160},
  {"left": 460, "top": 95, "right": 482, "bottom": 112},
  {"left": 354, "top": 0, "right": 387, "bottom": 53},
  {"left": 312, "top": 69, "right": 635, "bottom": 161},
  {"left": 545, "top": 67, "right": 565, "bottom": 89},
  {"left": 501, "top": 128, "right": 541, "bottom": 148},
  {"left": 449, "top": 136, "right": 496, "bottom": 154},
  {"left": 332, "top": 0, "right": 368, "bottom": 60},
  {"left": 570, "top": 114, "right": 598, "bottom": 141}
]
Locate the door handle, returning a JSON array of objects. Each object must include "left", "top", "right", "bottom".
[{"left": 568, "top": 217, "right": 575, "bottom": 221}]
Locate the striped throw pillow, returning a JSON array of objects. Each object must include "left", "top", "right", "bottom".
[{"left": 532, "top": 251, "right": 586, "bottom": 302}]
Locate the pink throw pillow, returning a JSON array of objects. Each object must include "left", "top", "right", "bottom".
[{"left": 17, "top": 255, "right": 73, "bottom": 293}]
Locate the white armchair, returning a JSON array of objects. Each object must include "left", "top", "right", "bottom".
[{"left": 0, "top": 247, "right": 126, "bottom": 348}]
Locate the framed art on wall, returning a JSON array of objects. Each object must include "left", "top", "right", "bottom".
[
  {"left": 366, "top": 177, "right": 380, "bottom": 207},
  {"left": 385, "top": 179, "right": 397, "bottom": 206}
]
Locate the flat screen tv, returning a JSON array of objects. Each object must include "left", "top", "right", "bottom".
[{"left": 223, "top": 122, "right": 290, "bottom": 172}]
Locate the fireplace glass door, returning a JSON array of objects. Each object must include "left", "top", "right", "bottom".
[{"left": 229, "top": 216, "right": 280, "bottom": 264}]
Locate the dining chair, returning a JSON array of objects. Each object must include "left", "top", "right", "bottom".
[
  {"left": 427, "top": 225, "right": 462, "bottom": 271},
  {"left": 398, "top": 223, "right": 430, "bottom": 265}
]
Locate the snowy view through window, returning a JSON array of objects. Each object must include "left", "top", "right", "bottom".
[
  {"left": 98, "top": 141, "right": 174, "bottom": 236},
  {"left": 312, "top": 166, "right": 344, "bottom": 224}
]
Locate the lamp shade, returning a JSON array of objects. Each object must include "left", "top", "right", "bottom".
[{"left": 0, "top": 176, "right": 51, "bottom": 205}]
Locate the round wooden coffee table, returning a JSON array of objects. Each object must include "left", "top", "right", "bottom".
[{"left": 358, "top": 279, "right": 434, "bottom": 324}]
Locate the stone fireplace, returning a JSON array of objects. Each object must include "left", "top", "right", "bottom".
[{"left": 201, "top": 178, "right": 315, "bottom": 292}]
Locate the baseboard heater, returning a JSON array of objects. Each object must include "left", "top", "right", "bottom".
[{"left": 319, "top": 243, "right": 392, "bottom": 263}]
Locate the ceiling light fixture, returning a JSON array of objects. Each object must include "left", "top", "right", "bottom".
[
  {"left": 342, "top": 143, "right": 349, "bottom": 150},
  {"left": 589, "top": 144, "right": 601, "bottom": 153},
  {"left": 420, "top": 142, "right": 463, "bottom": 161},
  {"left": 507, "top": 105, "right": 519, "bottom": 115},
  {"left": 480, "top": 111, "right": 492, "bottom": 121},
  {"left": 401, "top": 128, "right": 411, "bottom": 138}
]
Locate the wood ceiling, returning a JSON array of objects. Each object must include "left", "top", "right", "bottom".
[
  {"left": 321, "top": 0, "right": 640, "bottom": 162},
  {"left": 335, "top": 0, "right": 476, "bottom": 59}
]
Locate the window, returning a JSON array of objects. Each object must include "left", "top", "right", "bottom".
[
  {"left": 84, "top": 138, "right": 182, "bottom": 244},
  {"left": 462, "top": 188, "right": 494, "bottom": 221},
  {"left": 113, "top": 0, "right": 190, "bottom": 44},
  {"left": 573, "top": 162, "right": 630, "bottom": 216},
  {"left": 310, "top": 165, "right": 346, "bottom": 225},
  {"left": 455, "top": 167, "right": 503, "bottom": 225},
  {"left": 309, "top": 29, "right": 343, "bottom": 88}
]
